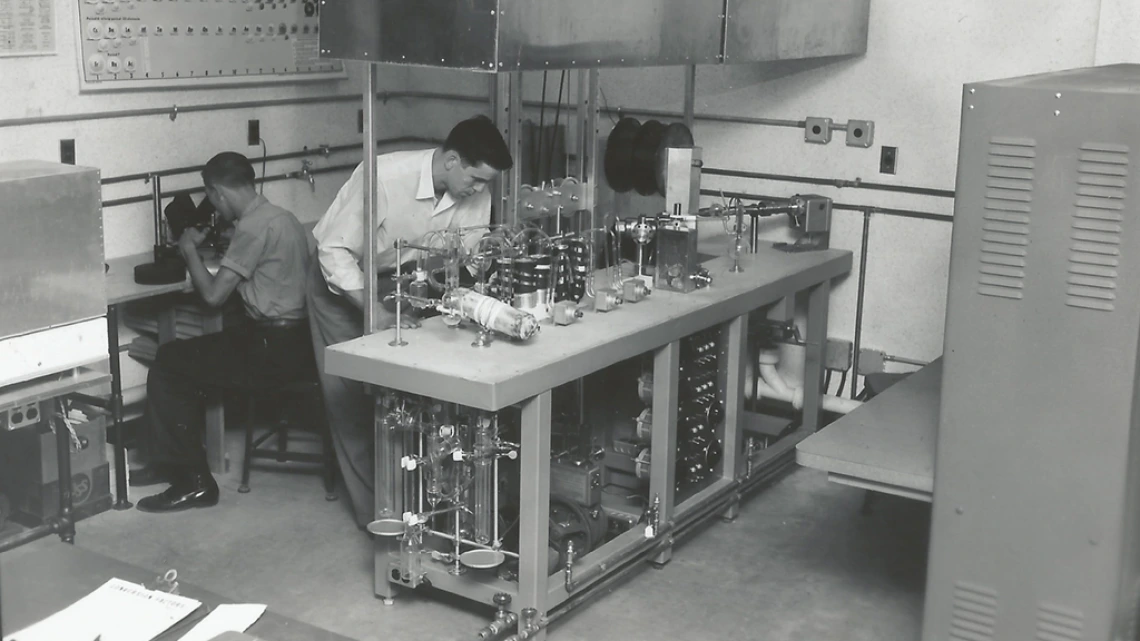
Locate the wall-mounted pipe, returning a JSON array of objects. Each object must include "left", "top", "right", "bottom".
[
  {"left": 102, "top": 162, "right": 359, "bottom": 209},
  {"left": 102, "top": 137, "right": 439, "bottom": 186},
  {"left": 700, "top": 188, "right": 953, "bottom": 223},
  {"left": 100, "top": 137, "right": 443, "bottom": 209},
  {"left": 702, "top": 167, "right": 955, "bottom": 200},
  {"left": 0, "top": 94, "right": 362, "bottom": 129}
]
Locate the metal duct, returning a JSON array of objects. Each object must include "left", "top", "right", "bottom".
[{"left": 319, "top": 0, "right": 869, "bottom": 71}]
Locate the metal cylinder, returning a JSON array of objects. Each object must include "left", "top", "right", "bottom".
[{"left": 450, "top": 288, "right": 540, "bottom": 340}]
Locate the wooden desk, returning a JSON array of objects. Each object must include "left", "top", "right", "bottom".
[
  {"left": 796, "top": 359, "right": 941, "bottom": 502},
  {"left": 103, "top": 253, "right": 226, "bottom": 510},
  {"left": 0, "top": 541, "right": 357, "bottom": 641}
]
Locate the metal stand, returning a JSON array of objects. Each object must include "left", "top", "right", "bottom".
[{"left": 107, "top": 303, "right": 132, "bottom": 510}]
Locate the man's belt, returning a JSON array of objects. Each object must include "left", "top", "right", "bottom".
[{"left": 254, "top": 318, "right": 308, "bottom": 330}]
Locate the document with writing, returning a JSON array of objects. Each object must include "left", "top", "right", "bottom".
[
  {"left": 176, "top": 603, "right": 265, "bottom": 641},
  {"left": 3, "top": 578, "right": 202, "bottom": 641}
]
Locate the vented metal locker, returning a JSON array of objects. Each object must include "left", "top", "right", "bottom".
[{"left": 924, "top": 64, "right": 1140, "bottom": 641}]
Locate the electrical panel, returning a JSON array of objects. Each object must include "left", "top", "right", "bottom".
[
  {"left": 924, "top": 64, "right": 1140, "bottom": 641},
  {"left": 75, "top": 0, "right": 343, "bottom": 91}
]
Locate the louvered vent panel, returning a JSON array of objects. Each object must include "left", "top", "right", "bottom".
[
  {"left": 1036, "top": 602, "right": 1084, "bottom": 641},
  {"left": 978, "top": 137, "right": 1035, "bottom": 300},
  {"left": 951, "top": 581, "right": 998, "bottom": 641},
  {"left": 1067, "top": 143, "right": 1127, "bottom": 312}
]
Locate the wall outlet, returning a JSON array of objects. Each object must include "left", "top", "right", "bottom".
[
  {"left": 247, "top": 119, "right": 260, "bottom": 146},
  {"left": 4, "top": 402, "right": 41, "bottom": 430},
  {"left": 804, "top": 117, "right": 833, "bottom": 144},
  {"left": 845, "top": 120, "right": 874, "bottom": 147},
  {"left": 880, "top": 146, "right": 898, "bottom": 174},
  {"left": 825, "top": 339, "right": 853, "bottom": 371},
  {"left": 60, "top": 139, "right": 75, "bottom": 165},
  {"left": 857, "top": 349, "right": 886, "bottom": 375}
]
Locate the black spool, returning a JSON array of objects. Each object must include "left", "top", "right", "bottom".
[
  {"left": 513, "top": 257, "right": 539, "bottom": 294},
  {"left": 604, "top": 117, "right": 641, "bottom": 193},
  {"left": 631, "top": 120, "right": 668, "bottom": 196}
]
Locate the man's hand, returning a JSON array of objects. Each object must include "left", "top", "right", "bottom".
[
  {"left": 376, "top": 308, "right": 420, "bottom": 330},
  {"left": 178, "top": 227, "right": 208, "bottom": 258}
]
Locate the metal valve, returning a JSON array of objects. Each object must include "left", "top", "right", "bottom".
[
  {"left": 691, "top": 268, "right": 712, "bottom": 289},
  {"left": 622, "top": 279, "right": 650, "bottom": 303},
  {"left": 593, "top": 288, "right": 623, "bottom": 313},
  {"left": 552, "top": 301, "right": 584, "bottom": 326}
]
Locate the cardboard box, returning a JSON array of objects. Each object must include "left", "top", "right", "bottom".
[{"left": 0, "top": 415, "right": 111, "bottom": 523}]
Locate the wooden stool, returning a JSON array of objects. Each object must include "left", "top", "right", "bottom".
[{"left": 237, "top": 380, "right": 337, "bottom": 501}]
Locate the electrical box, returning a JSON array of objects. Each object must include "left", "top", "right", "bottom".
[
  {"left": 75, "top": 0, "right": 343, "bottom": 91},
  {"left": 924, "top": 64, "right": 1140, "bottom": 641},
  {"left": 0, "top": 413, "right": 110, "bottom": 525}
]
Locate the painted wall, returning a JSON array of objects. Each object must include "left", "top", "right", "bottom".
[
  {"left": 364, "top": 0, "right": 1131, "bottom": 385},
  {"left": 4, "top": 0, "right": 1136, "bottom": 387},
  {"left": 0, "top": 0, "right": 476, "bottom": 259}
]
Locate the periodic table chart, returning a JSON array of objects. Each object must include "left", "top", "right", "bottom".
[{"left": 75, "top": 0, "right": 343, "bottom": 91}]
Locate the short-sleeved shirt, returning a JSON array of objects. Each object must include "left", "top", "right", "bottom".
[{"left": 220, "top": 195, "right": 310, "bottom": 321}]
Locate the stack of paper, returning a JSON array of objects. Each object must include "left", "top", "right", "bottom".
[
  {"left": 176, "top": 604, "right": 266, "bottom": 641},
  {"left": 3, "top": 578, "right": 201, "bottom": 641}
]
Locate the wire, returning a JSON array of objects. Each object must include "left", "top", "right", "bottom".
[
  {"left": 258, "top": 138, "right": 267, "bottom": 195},
  {"left": 535, "top": 71, "right": 547, "bottom": 184},
  {"left": 598, "top": 85, "right": 619, "bottom": 125},
  {"left": 548, "top": 70, "right": 566, "bottom": 182}
]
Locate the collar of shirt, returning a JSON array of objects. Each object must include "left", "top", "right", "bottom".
[
  {"left": 239, "top": 194, "right": 269, "bottom": 219},
  {"left": 416, "top": 149, "right": 457, "bottom": 216}
]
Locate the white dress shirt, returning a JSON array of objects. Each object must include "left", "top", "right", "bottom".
[{"left": 312, "top": 148, "right": 492, "bottom": 295}]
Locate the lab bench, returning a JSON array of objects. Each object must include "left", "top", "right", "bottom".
[{"left": 324, "top": 243, "right": 850, "bottom": 637}]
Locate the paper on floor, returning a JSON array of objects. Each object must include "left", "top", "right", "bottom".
[
  {"left": 177, "top": 604, "right": 266, "bottom": 641},
  {"left": 3, "top": 578, "right": 201, "bottom": 641}
]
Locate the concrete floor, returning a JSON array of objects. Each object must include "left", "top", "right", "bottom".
[{"left": 65, "top": 433, "right": 931, "bottom": 641}]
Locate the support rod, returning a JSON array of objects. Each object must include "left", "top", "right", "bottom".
[
  {"left": 851, "top": 210, "right": 872, "bottom": 399},
  {"left": 363, "top": 64, "right": 378, "bottom": 336}
]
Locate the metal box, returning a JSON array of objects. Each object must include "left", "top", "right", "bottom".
[
  {"left": 925, "top": 64, "right": 1140, "bottom": 641},
  {"left": 0, "top": 162, "right": 105, "bottom": 341},
  {"left": 320, "top": 0, "right": 870, "bottom": 71},
  {"left": 654, "top": 221, "right": 701, "bottom": 293},
  {"left": 550, "top": 460, "right": 602, "bottom": 507}
]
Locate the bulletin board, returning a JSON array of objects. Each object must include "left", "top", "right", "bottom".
[{"left": 75, "top": 0, "right": 343, "bottom": 91}]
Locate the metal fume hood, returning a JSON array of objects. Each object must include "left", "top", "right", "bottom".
[{"left": 319, "top": 0, "right": 870, "bottom": 71}]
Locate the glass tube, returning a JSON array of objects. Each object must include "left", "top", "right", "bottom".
[{"left": 472, "top": 417, "right": 495, "bottom": 544}]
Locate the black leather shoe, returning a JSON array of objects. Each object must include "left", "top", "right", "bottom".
[
  {"left": 129, "top": 465, "right": 171, "bottom": 487},
  {"left": 136, "top": 473, "right": 219, "bottom": 513}
]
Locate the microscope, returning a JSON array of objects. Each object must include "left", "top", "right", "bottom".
[{"left": 134, "top": 193, "right": 227, "bottom": 285}]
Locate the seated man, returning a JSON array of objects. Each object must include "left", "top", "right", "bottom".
[
  {"left": 307, "top": 115, "right": 513, "bottom": 527},
  {"left": 134, "top": 152, "right": 313, "bottom": 513}
]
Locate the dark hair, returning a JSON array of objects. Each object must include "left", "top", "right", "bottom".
[
  {"left": 444, "top": 115, "right": 513, "bottom": 171},
  {"left": 201, "top": 152, "right": 256, "bottom": 189}
]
